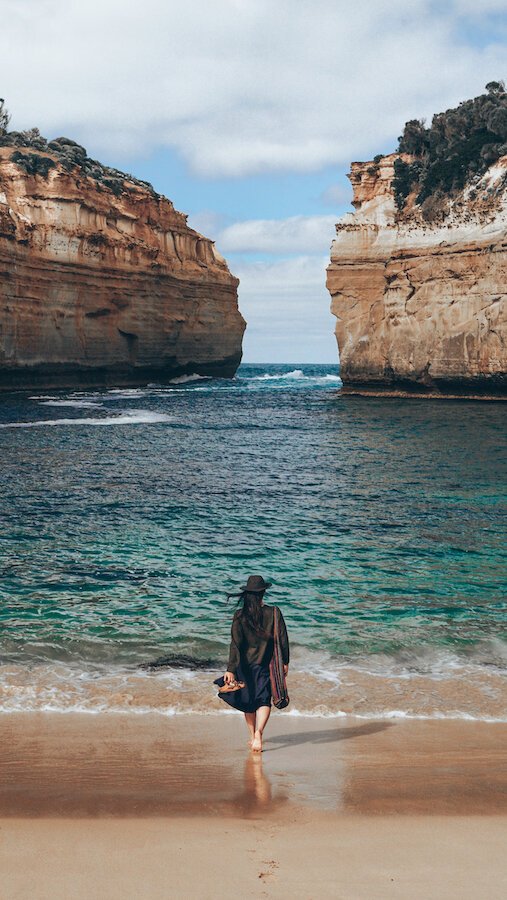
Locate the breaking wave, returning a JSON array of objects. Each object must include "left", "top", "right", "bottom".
[
  {"left": 1, "top": 642, "right": 505, "bottom": 720},
  {"left": 0, "top": 664, "right": 504, "bottom": 720},
  {"left": 248, "top": 369, "right": 342, "bottom": 387}
]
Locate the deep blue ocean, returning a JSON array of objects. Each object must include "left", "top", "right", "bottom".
[{"left": 0, "top": 364, "right": 506, "bottom": 719}]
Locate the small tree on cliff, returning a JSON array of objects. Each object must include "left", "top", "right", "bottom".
[
  {"left": 0, "top": 99, "right": 10, "bottom": 135},
  {"left": 398, "top": 119, "right": 429, "bottom": 156},
  {"left": 485, "top": 81, "right": 505, "bottom": 95}
]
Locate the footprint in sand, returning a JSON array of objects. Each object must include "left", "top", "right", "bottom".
[{"left": 258, "top": 859, "right": 279, "bottom": 881}]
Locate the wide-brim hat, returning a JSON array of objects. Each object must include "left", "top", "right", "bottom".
[{"left": 240, "top": 575, "right": 272, "bottom": 593}]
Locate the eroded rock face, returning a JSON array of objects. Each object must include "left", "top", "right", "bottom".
[
  {"left": 0, "top": 147, "right": 245, "bottom": 389},
  {"left": 326, "top": 153, "right": 507, "bottom": 395}
]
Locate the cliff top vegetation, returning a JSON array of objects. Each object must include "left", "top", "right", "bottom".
[
  {"left": 0, "top": 98, "right": 158, "bottom": 198},
  {"left": 392, "top": 82, "right": 507, "bottom": 217}
]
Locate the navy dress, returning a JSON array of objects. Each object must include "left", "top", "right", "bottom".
[
  {"left": 215, "top": 605, "right": 289, "bottom": 712},
  {"left": 215, "top": 662, "right": 272, "bottom": 713}
]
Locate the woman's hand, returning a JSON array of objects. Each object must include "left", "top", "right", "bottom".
[
  {"left": 224, "top": 671, "right": 235, "bottom": 684},
  {"left": 283, "top": 664, "right": 289, "bottom": 676}
]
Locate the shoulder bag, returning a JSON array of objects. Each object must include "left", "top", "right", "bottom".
[{"left": 269, "top": 606, "right": 290, "bottom": 709}]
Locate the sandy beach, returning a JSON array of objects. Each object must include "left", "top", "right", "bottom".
[{"left": 1, "top": 712, "right": 506, "bottom": 899}]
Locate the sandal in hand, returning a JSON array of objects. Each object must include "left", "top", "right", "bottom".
[{"left": 218, "top": 679, "right": 245, "bottom": 693}]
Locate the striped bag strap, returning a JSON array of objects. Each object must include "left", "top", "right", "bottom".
[{"left": 270, "top": 605, "right": 289, "bottom": 709}]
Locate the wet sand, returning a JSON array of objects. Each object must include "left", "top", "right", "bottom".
[{"left": 1, "top": 713, "right": 506, "bottom": 898}]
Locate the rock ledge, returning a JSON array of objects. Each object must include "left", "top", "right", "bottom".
[
  {"left": 326, "top": 153, "right": 506, "bottom": 396},
  {"left": 0, "top": 146, "right": 245, "bottom": 390}
]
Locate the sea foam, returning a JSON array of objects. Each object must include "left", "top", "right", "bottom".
[
  {"left": 0, "top": 409, "right": 173, "bottom": 428},
  {"left": 250, "top": 369, "right": 342, "bottom": 385},
  {"left": 169, "top": 373, "right": 209, "bottom": 384},
  {"left": 38, "top": 399, "right": 102, "bottom": 409}
]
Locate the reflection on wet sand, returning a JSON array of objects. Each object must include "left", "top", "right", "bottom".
[
  {"left": 1, "top": 713, "right": 505, "bottom": 818},
  {"left": 245, "top": 756, "right": 272, "bottom": 806},
  {"left": 233, "top": 756, "right": 276, "bottom": 816}
]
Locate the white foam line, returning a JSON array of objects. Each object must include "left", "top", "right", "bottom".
[
  {"left": 0, "top": 705, "right": 221, "bottom": 716},
  {"left": 249, "top": 369, "right": 342, "bottom": 384},
  {"left": 0, "top": 409, "right": 173, "bottom": 428},
  {"left": 38, "top": 400, "right": 102, "bottom": 409},
  {"left": 169, "top": 373, "right": 209, "bottom": 384},
  {"left": 284, "top": 708, "right": 507, "bottom": 723},
  {"left": 0, "top": 706, "right": 505, "bottom": 722}
]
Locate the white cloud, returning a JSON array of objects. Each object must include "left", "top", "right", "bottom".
[
  {"left": 234, "top": 255, "right": 337, "bottom": 362},
  {"left": 186, "top": 214, "right": 340, "bottom": 359},
  {"left": 236, "top": 255, "right": 329, "bottom": 300},
  {"left": 1, "top": 0, "right": 505, "bottom": 176},
  {"left": 187, "top": 210, "right": 228, "bottom": 238},
  {"left": 218, "top": 215, "right": 337, "bottom": 254},
  {"left": 451, "top": 0, "right": 507, "bottom": 14},
  {"left": 320, "top": 183, "right": 354, "bottom": 207}
]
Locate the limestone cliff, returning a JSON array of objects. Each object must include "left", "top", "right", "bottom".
[
  {"left": 326, "top": 153, "right": 507, "bottom": 396},
  {"left": 0, "top": 145, "right": 244, "bottom": 389}
]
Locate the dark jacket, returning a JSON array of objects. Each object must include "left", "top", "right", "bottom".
[{"left": 227, "top": 604, "right": 290, "bottom": 676}]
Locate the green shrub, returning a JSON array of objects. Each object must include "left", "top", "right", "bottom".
[
  {"left": 395, "top": 82, "right": 507, "bottom": 209},
  {"left": 392, "top": 159, "right": 422, "bottom": 210},
  {"left": 101, "top": 177, "right": 124, "bottom": 196},
  {"left": 0, "top": 99, "right": 159, "bottom": 197},
  {"left": 398, "top": 119, "right": 429, "bottom": 156},
  {"left": 10, "top": 151, "right": 56, "bottom": 178},
  {"left": 20, "top": 128, "right": 47, "bottom": 150}
]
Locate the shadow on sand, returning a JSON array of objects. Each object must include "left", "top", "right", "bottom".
[{"left": 264, "top": 721, "right": 394, "bottom": 751}]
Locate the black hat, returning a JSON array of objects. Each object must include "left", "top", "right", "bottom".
[{"left": 240, "top": 575, "right": 272, "bottom": 593}]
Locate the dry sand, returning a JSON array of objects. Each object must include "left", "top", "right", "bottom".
[{"left": 1, "top": 712, "right": 506, "bottom": 899}]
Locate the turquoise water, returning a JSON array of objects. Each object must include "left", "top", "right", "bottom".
[{"left": 0, "top": 365, "right": 506, "bottom": 718}]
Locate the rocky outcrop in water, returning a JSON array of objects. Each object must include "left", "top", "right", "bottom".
[
  {"left": 0, "top": 138, "right": 244, "bottom": 389},
  {"left": 327, "top": 95, "right": 507, "bottom": 396}
]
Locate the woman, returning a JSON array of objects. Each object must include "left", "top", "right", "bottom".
[{"left": 218, "top": 575, "right": 289, "bottom": 753}]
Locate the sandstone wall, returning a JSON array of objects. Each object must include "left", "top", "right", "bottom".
[
  {"left": 326, "top": 154, "right": 507, "bottom": 395},
  {"left": 0, "top": 148, "right": 245, "bottom": 389}
]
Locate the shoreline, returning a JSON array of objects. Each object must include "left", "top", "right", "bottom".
[
  {"left": 1, "top": 707, "right": 506, "bottom": 723},
  {"left": 1, "top": 666, "right": 504, "bottom": 721}
]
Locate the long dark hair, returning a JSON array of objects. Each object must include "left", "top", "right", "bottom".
[{"left": 239, "top": 590, "right": 266, "bottom": 633}]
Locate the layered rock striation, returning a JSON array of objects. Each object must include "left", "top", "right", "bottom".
[
  {"left": 327, "top": 153, "right": 507, "bottom": 396},
  {"left": 0, "top": 144, "right": 244, "bottom": 390}
]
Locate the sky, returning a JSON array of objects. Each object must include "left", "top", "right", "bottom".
[{"left": 1, "top": 0, "right": 506, "bottom": 362}]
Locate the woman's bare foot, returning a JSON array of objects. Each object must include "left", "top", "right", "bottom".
[
  {"left": 244, "top": 712, "right": 256, "bottom": 749},
  {"left": 251, "top": 731, "right": 262, "bottom": 753}
]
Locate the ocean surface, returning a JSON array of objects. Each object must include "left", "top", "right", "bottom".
[{"left": 0, "top": 364, "right": 506, "bottom": 720}]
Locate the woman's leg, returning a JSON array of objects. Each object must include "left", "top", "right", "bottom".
[
  {"left": 244, "top": 711, "right": 256, "bottom": 744},
  {"left": 251, "top": 705, "right": 271, "bottom": 752}
]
